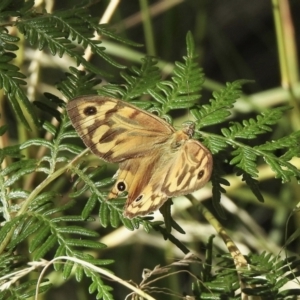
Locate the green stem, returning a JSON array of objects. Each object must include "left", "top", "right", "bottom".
[
  {"left": 139, "top": 0, "right": 156, "bottom": 56},
  {"left": 272, "top": 0, "right": 300, "bottom": 130}
]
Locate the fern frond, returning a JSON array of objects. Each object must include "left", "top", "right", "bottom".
[
  {"left": 192, "top": 247, "right": 300, "bottom": 299},
  {"left": 0, "top": 216, "right": 26, "bottom": 244},
  {"left": 57, "top": 67, "right": 100, "bottom": 99},
  {"left": 202, "top": 134, "right": 228, "bottom": 154},
  {"left": 148, "top": 31, "right": 204, "bottom": 113},
  {"left": 210, "top": 162, "right": 230, "bottom": 218},
  {"left": 0, "top": 29, "right": 19, "bottom": 54},
  {"left": 121, "top": 56, "right": 161, "bottom": 100},
  {"left": 254, "top": 130, "right": 300, "bottom": 183},
  {"left": 20, "top": 98, "right": 86, "bottom": 175},
  {"left": 69, "top": 163, "right": 140, "bottom": 230},
  {"left": 98, "top": 56, "right": 161, "bottom": 101},
  {"left": 84, "top": 268, "right": 114, "bottom": 300},
  {"left": 0, "top": 53, "right": 39, "bottom": 130},
  {"left": 17, "top": 9, "right": 125, "bottom": 75},
  {"left": 242, "top": 253, "right": 300, "bottom": 298},
  {"left": 4, "top": 199, "right": 109, "bottom": 270},
  {"left": 256, "top": 130, "right": 300, "bottom": 161},
  {"left": 238, "top": 169, "right": 264, "bottom": 202},
  {"left": 0, "top": 279, "right": 51, "bottom": 300},
  {"left": 263, "top": 154, "right": 300, "bottom": 183},
  {"left": 1, "top": 160, "right": 37, "bottom": 187},
  {"left": 0, "top": 0, "right": 34, "bottom": 19},
  {"left": 192, "top": 80, "right": 249, "bottom": 128},
  {"left": 222, "top": 106, "right": 290, "bottom": 140},
  {"left": 230, "top": 146, "right": 259, "bottom": 178},
  {"left": 0, "top": 144, "right": 21, "bottom": 164}
]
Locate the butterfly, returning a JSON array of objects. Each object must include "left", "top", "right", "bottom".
[{"left": 67, "top": 95, "right": 213, "bottom": 218}]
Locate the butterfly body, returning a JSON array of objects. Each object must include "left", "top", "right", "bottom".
[{"left": 67, "top": 95, "right": 212, "bottom": 218}]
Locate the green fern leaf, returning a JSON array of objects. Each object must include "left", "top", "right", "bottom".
[
  {"left": 0, "top": 279, "right": 51, "bottom": 300},
  {"left": 211, "top": 164, "right": 230, "bottom": 219},
  {"left": 98, "top": 56, "right": 161, "bottom": 101},
  {"left": 57, "top": 226, "right": 99, "bottom": 237},
  {"left": 147, "top": 31, "right": 204, "bottom": 113},
  {"left": 241, "top": 253, "right": 300, "bottom": 297},
  {"left": 222, "top": 106, "right": 290, "bottom": 139},
  {"left": 0, "top": 31, "right": 19, "bottom": 53},
  {"left": 264, "top": 155, "right": 298, "bottom": 183},
  {"left": 33, "top": 234, "right": 57, "bottom": 260},
  {"left": 17, "top": 9, "right": 126, "bottom": 75},
  {"left": 57, "top": 67, "right": 100, "bottom": 99},
  {"left": 62, "top": 260, "right": 74, "bottom": 279},
  {"left": 230, "top": 146, "right": 258, "bottom": 178},
  {"left": 8, "top": 218, "right": 41, "bottom": 250},
  {"left": 33, "top": 100, "right": 62, "bottom": 121},
  {"left": 83, "top": 268, "right": 114, "bottom": 300},
  {"left": 153, "top": 224, "right": 190, "bottom": 254},
  {"left": 73, "top": 252, "right": 114, "bottom": 267},
  {"left": 256, "top": 130, "right": 300, "bottom": 161},
  {"left": 121, "top": 56, "right": 161, "bottom": 99},
  {"left": 8, "top": 189, "right": 29, "bottom": 201},
  {"left": 204, "top": 135, "right": 228, "bottom": 154},
  {"left": 65, "top": 239, "right": 106, "bottom": 249},
  {"left": 54, "top": 245, "right": 66, "bottom": 271},
  {"left": 193, "top": 80, "right": 248, "bottom": 128},
  {"left": 2, "top": 161, "right": 37, "bottom": 187},
  {"left": 20, "top": 138, "right": 54, "bottom": 151},
  {"left": 0, "top": 216, "right": 25, "bottom": 245},
  {"left": 0, "top": 53, "right": 39, "bottom": 129},
  {"left": 99, "top": 202, "right": 109, "bottom": 228},
  {"left": 81, "top": 194, "right": 98, "bottom": 220},
  {"left": 29, "top": 222, "right": 51, "bottom": 253},
  {"left": 238, "top": 169, "right": 264, "bottom": 202},
  {"left": 120, "top": 216, "right": 135, "bottom": 231},
  {"left": 75, "top": 265, "right": 84, "bottom": 282},
  {"left": 93, "top": 23, "right": 142, "bottom": 47},
  {"left": 109, "top": 206, "right": 121, "bottom": 228}
]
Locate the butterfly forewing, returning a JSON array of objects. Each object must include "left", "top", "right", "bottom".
[{"left": 67, "top": 96, "right": 175, "bottom": 163}]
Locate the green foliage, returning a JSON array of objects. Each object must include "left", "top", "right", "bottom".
[
  {"left": 17, "top": 8, "right": 128, "bottom": 74},
  {"left": 147, "top": 32, "right": 205, "bottom": 114},
  {"left": 0, "top": 1, "right": 299, "bottom": 299},
  {"left": 0, "top": 279, "right": 51, "bottom": 300},
  {"left": 192, "top": 80, "right": 249, "bottom": 128},
  {"left": 194, "top": 249, "right": 300, "bottom": 299},
  {"left": 126, "top": 238, "right": 300, "bottom": 299}
]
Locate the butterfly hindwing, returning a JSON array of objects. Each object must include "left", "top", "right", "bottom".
[
  {"left": 162, "top": 139, "right": 213, "bottom": 196},
  {"left": 107, "top": 155, "right": 168, "bottom": 218}
]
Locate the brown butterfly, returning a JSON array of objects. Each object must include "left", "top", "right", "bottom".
[{"left": 67, "top": 95, "right": 213, "bottom": 218}]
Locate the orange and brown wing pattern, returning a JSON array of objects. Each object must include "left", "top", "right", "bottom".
[
  {"left": 67, "top": 95, "right": 213, "bottom": 218},
  {"left": 106, "top": 137, "right": 212, "bottom": 218},
  {"left": 162, "top": 139, "right": 213, "bottom": 197},
  {"left": 107, "top": 155, "right": 168, "bottom": 218},
  {"left": 67, "top": 95, "right": 175, "bottom": 163}
]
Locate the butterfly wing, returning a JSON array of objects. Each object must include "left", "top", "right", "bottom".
[
  {"left": 162, "top": 139, "right": 213, "bottom": 197},
  {"left": 108, "top": 137, "right": 213, "bottom": 218},
  {"left": 67, "top": 95, "right": 175, "bottom": 163},
  {"left": 67, "top": 95, "right": 213, "bottom": 218},
  {"left": 107, "top": 154, "right": 169, "bottom": 218}
]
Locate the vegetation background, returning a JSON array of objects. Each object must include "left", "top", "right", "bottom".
[{"left": 1, "top": 0, "right": 300, "bottom": 299}]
